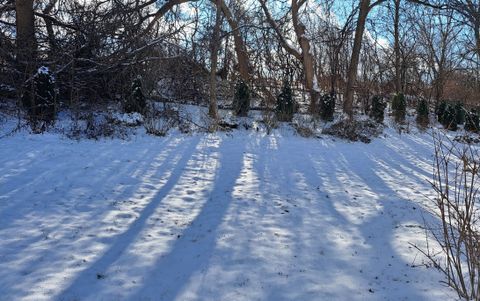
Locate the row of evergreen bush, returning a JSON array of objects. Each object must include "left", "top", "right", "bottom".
[
  {"left": 20, "top": 70, "right": 479, "bottom": 134},
  {"left": 436, "top": 101, "right": 479, "bottom": 132},
  {"left": 274, "top": 81, "right": 336, "bottom": 122}
]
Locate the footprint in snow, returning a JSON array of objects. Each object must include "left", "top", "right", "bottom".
[{"left": 116, "top": 213, "right": 133, "bottom": 219}]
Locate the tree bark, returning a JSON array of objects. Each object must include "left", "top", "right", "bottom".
[
  {"left": 15, "top": 0, "right": 37, "bottom": 75},
  {"left": 216, "top": 0, "right": 251, "bottom": 83},
  {"left": 209, "top": 1, "right": 222, "bottom": 119},
  {"left": 394, "top": 0, "right": 402, "bottom": 94},
  {"left": 42, "top": 0, "right": 58, "bottom": 59},
  {"left": 261, "top": 0, "right": 319, "bottom": 113},
  {"left": 291, "top": 0, "right": 319, "bottom": 114},
  {"left": 344, "top": 0, "right": 371, "bottom": 118}
]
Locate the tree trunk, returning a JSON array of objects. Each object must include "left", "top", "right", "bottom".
[
  {"left": 43, "top": 0, "right": 57, "bottom": 59},
  {"left": 394, "top": 0, "right": 402, "bottom": 94},
  {"left": 216, "top": 0, "right": 250, "bottom": 83},
  {"left": 344, "top": 0, "right": 370, "bottom": 118},
  {"left": 15, "top": 0, "right": 37, "bottom": 75},
  {"left": 209, "top": 2, "right": 222, "bottom": 119},
  {"left": 261, "top": 0, "right": 319, "bottom": 113},
  {"left": 291, "top": 0, "right": 319, "bottom": 114}
]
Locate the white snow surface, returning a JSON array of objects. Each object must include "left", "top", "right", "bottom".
[
  {"left": 0, "top": 126, "right": 458, "bottom": 300},
  {"left": 37, "top": 66, "right": 50, "bottom": 75}
]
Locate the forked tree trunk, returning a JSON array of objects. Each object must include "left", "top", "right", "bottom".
[
  {"left": 217, "top": 0, "right": 250, "bottom": 83},
  {"left": 291, "top": 0, "right": 319, "bottom": 114},
  {"left": 261, "top": 0, "right": 319, "bottom": 114}
]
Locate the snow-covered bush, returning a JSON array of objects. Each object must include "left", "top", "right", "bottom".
[
  {"left": 416, "top": 98, "right": 429, "bottom": 129},
  {"left": 292, "top": 117, "right": 316, "bottom": 138},
  {"left": 233, "top": 80, "right": 250, "bottom": 117},
  {"left": 144, "top": 105, "right": 180, "bottom": 136},
  {"left": 124, "top": 76, "right": 146, "bottom": 114},
  {"left": 320, "top": 93, "right": 335, "bottom": 122},
  {"left": 22, "top": 66, "right": 56, "bottom": 132},
  {"left": 112, "top": 112, "right": 144, "bottom": 127},
  {"left": 66, "top": 112, "right": 128, "bottom": 140},
  {"left": 276, "top": 81, "right": 295, "bottom": 122},
  {"left": 262, "top": 108, "right": 278, "bottom": 135},
  {"left": 391, "top": 93, "right": 406, "bottom": 123},
  {"left": 370, "top": 95, "right": 386, "bottom": 123},
  {"left": 323, "top": 118, "right": 382, "bottom": 143}
]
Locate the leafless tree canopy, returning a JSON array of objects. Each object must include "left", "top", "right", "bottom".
[{"left": 0, "top": 0, "right": 479, "bottom": 115}]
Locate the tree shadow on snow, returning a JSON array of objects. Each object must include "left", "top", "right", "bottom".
[
  {"left": 125, "top": 136, "right": 247, "bottom": 300},
  {"left": 55, "top": 136, "right": 202, "bottom": 301}
]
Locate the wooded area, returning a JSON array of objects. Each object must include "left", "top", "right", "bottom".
[{"left": 0, "top": 0, "right": 479, "bottom": 129}]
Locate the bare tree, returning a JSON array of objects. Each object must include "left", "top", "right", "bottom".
[
  {"left": 344, "top": 0, "right": 386, "bottom": 118},
  {"left": 260, "top": 0, "right": 320, "bottom": 113},
  {"left": 415, "top": 8, "right": 459, "bottom": 104},
  {"left": 448, "top": 0, "right": 480, "bottom": 59}
]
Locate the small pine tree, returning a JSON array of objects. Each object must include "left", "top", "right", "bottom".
[
  {"left": 442, "top": 104, "right": 457, "bottom": 131},
  {"left": 22, "top": 66, "right": 56, "bottom": 132},
  {"left": 464, "top": 109, "right": 479, "bottom": 133},
  {"left": 276, "top": 81, "right": 295, "bottom": 122},
  {"left": 233, "top": 80, "right": 250, "bottom": 117},
  {"left": 125, "top": 76, "right": 146, "bottom": 114},
  {"left": 370, "top": 95, "right": 386, "bottom": 123},
  {"left": 435, "top": 101, "right": 447, "bottom": 124},
  {"left": 416, "top": 98, "right": 429, "bottom": 128},
  {"left": 392, "top": 93, "right": 406, "bottom": 123},
  {"left": 454, "top": 102, "right": 465, "bottom": 125},
  {"left": 320, "top": 93, "right": 335, "bottom": 121}
]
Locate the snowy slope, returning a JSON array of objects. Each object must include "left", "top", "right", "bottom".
[{"left": 0, "top": 127, "right": 458, "bottom": 301}]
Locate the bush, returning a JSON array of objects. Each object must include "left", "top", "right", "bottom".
[
  {"left": 233, "top": 80, "right": 250, "bottom": 117},
  {"left": 370, "top": 95, "right": 386, "bottom": 123},
  {"left": 454, "top": 102, "right": 465, "bottom": 125},
  {"left": 436, "top": 101, "right": 447, "bottom": 124},
  {"left": 144, "top": 105, "right": 180, "bottom": 136},
  {"left": 323, "top": 119, "right": 383, "bottom": 143},
  {"left": 416, "top": 98, "right": 429, "bottom": 128},
  {"left": 320, "top": 93, "right": 335, "bottom": 121},
  {"left": 262, "top": 108, "right": 278, "bottom": 135},
  {"left": 465, "top": 109, "right": 479, "bottom": 133},
  {"left": 125, "top": 76, "right": 147, "bottom": 114},
  {"left": 66, "top": 112, "right": 128, "bottom": 140},
  {"left": 391, "top": 93, "right": 406, "bottom": 123},
  {"left": 22, "top": 66, "right": 56, "bottom": 132},
  {"left": 418, "top": 134, "right": 480, "bottom": 301},
  {"left": 442, "top": 104, "right": 457, "bottom": 131},
  {"left": 276, "top": 81, "right": 295, "bottom": 122}
]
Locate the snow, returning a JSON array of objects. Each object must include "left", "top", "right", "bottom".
[
  {"left": 312, "top": 74, "right": 321, "bottom": 93},
  {"left": 112, "top": 112, "right": 144, "bottom": 125},
  {"left": 0, "top": 125, "right": 458, "bottom": 300},
  {"left": 37, "top": 66, "right": 50, "bottom": 75}
]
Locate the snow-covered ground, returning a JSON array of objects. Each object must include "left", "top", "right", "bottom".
[{"left": 0, "top": 124, "right": 458, "bottom": 300}]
